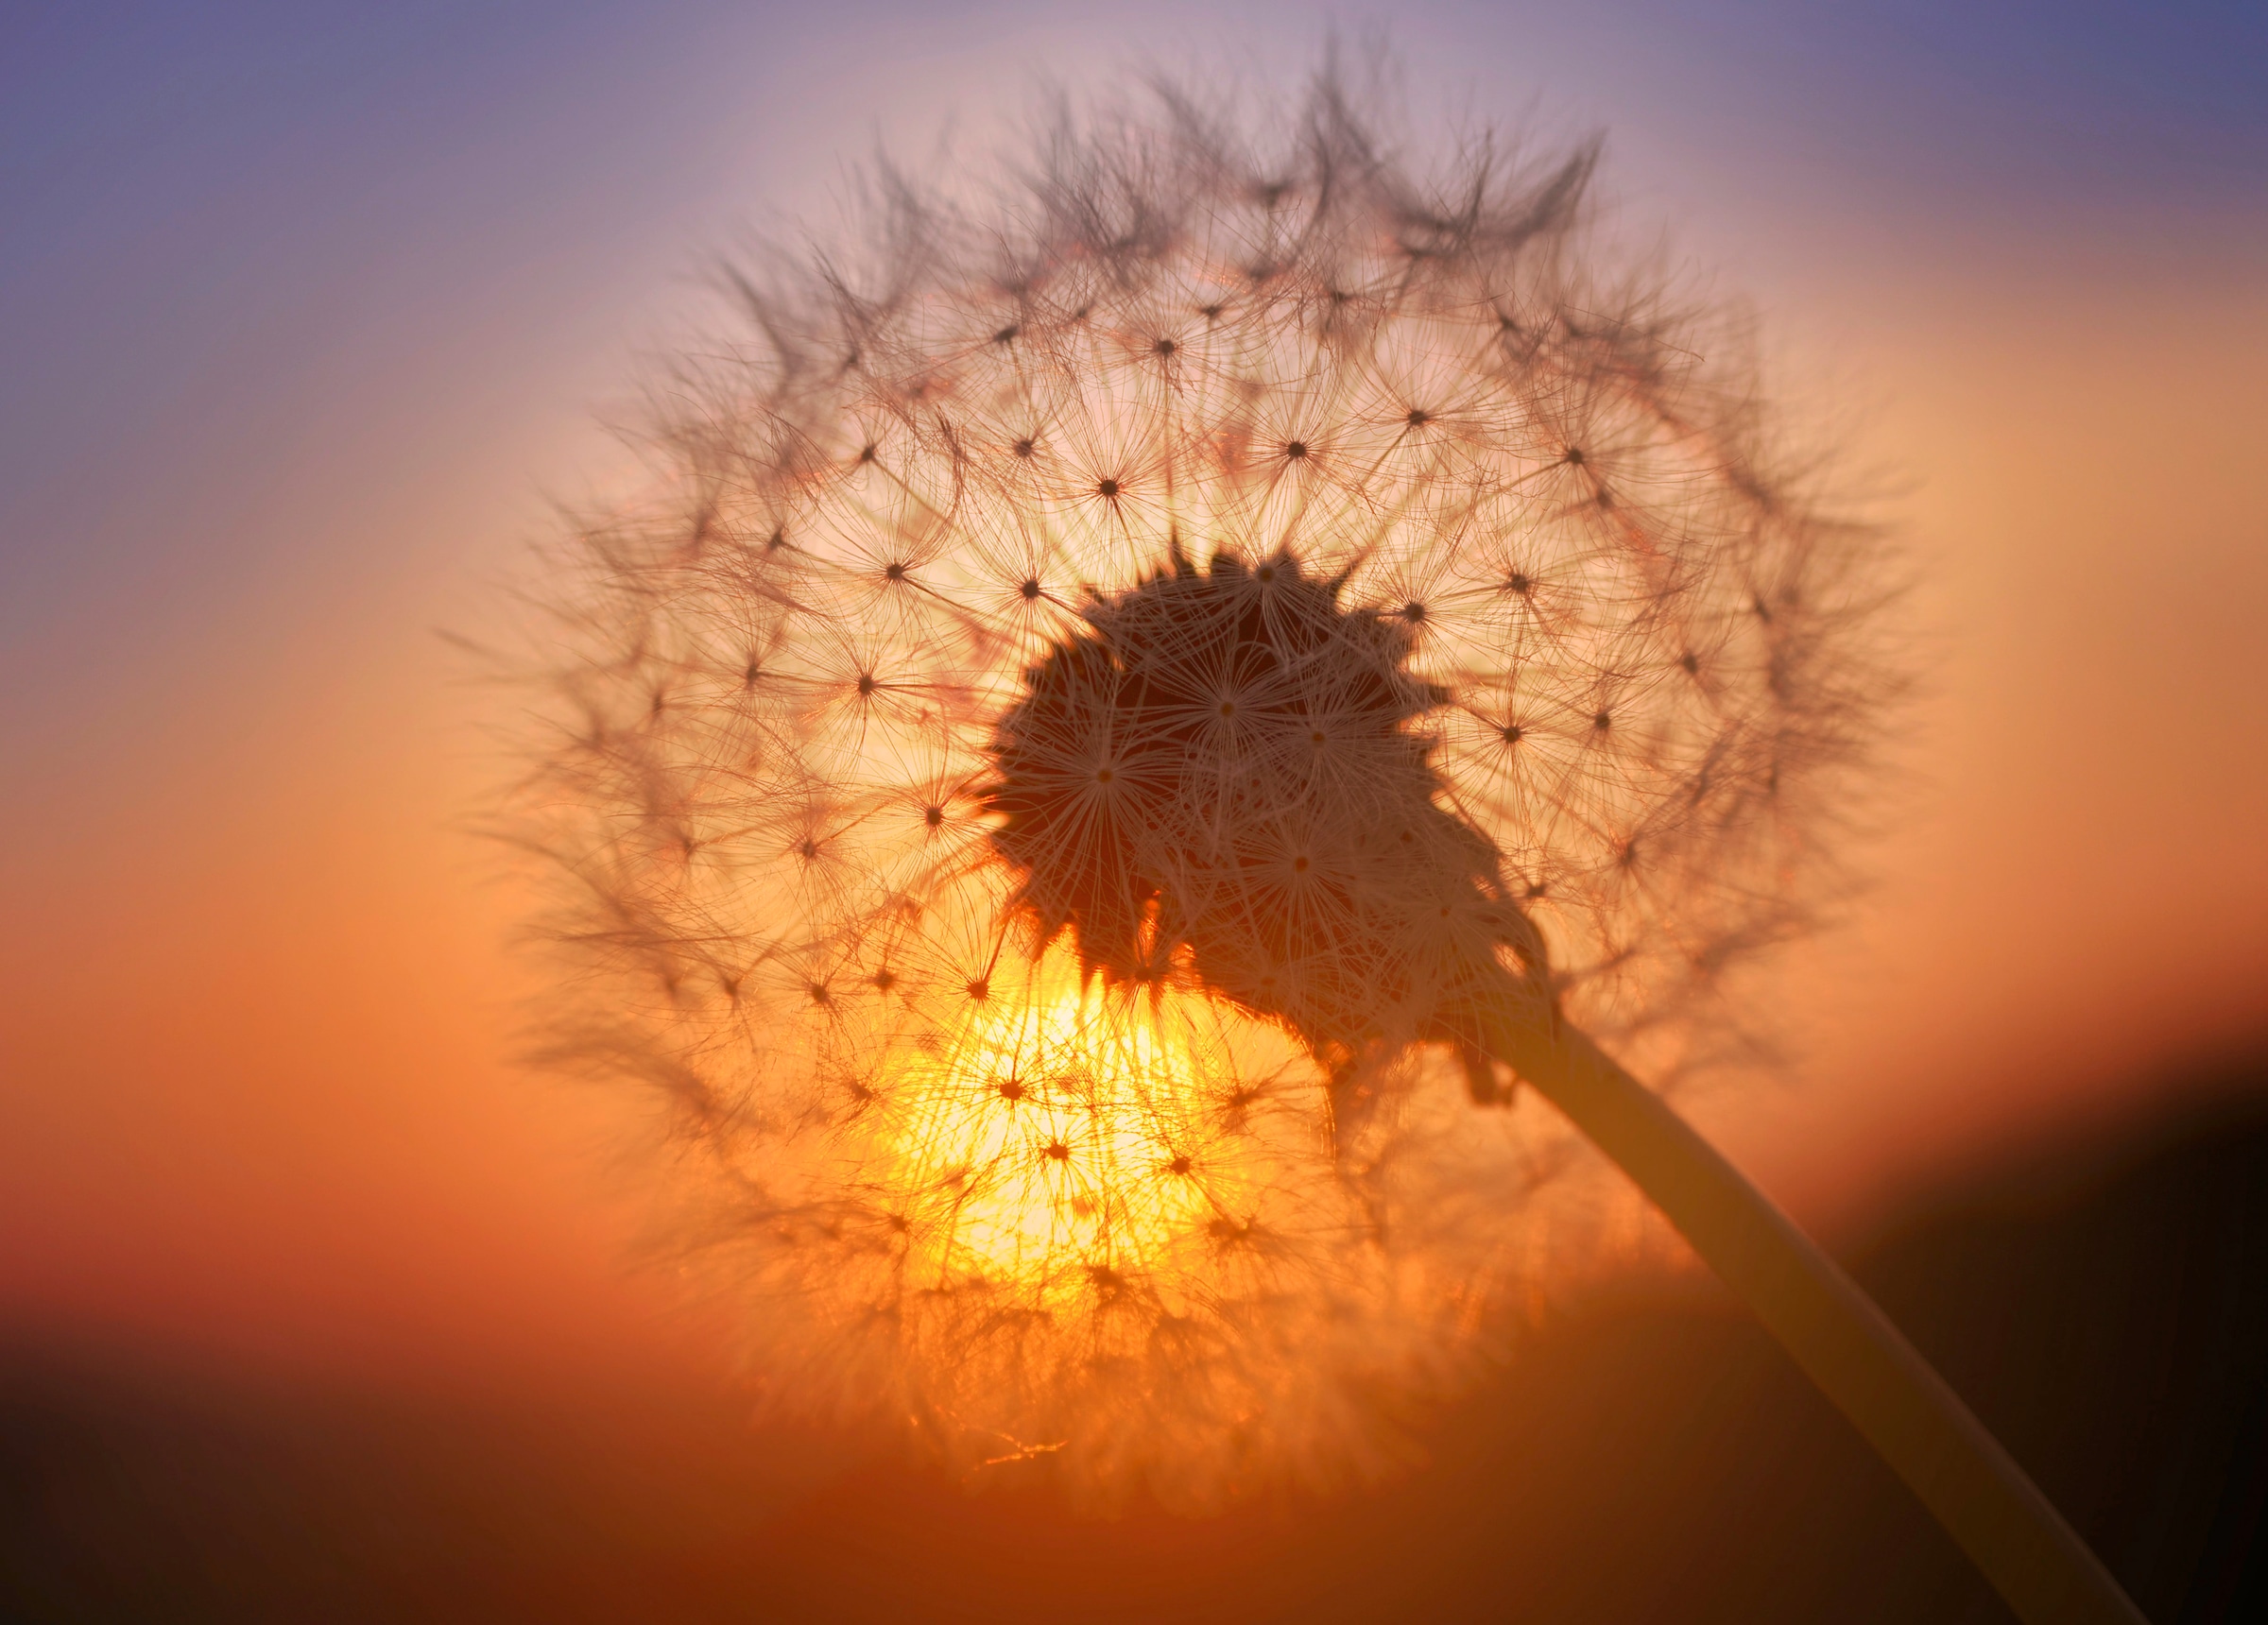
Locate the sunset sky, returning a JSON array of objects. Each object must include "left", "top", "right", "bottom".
[{"left": 4, "top": 0, "right": 2264, "bottom": 1422}]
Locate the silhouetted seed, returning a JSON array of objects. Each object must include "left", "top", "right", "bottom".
[
  {"left": 923, "top": 805, "right": 945, "bottom": 828},
  {"left": 1097, "top": 478, "right": 1119, "bottom": 497},
  {"left": 1406, "top": 408, "right": 1429, "bottom": 426},
  {"left": 997, "top": 1078, "right": 1023, "bottom": 1103},
  {"left": 857, "top": 443, "right": 877, "bottom": 464},
  {"left": 1168, "top": 1155, "right": 1194, "bottom": 1176},
  {"left": 1403, "top": 601, "right": 1426, "bottom": 623},
  {"left": 885, "top": 561, "right": 906, "bottom": 581},
  {"left": 1285, "top": 440, "right": 1308, "bottom": 459},
  {"left": 1564, "top": 447, "right": 1585, "bottom": 466},
  {"left": 870, "top": 968, "right": 896, "bottom": 992},
  {"left": 966, "top": 978, "right": 989, "bottom": 1001},
  {"left": 1507, "top": 572, "right": 1533, "bottom": 594},
  {"left": 1154, "top": 337, "right": 1176, "bottom": 355},
  {"left": 984, "top": 555, "right": 1527, "bottom": 1035},
  {"left": 1021, "top": 578, "right": 1043, "bottom": 600},
  {"left": 993, "top": 324, "right": 1019, "bottom": 344},
  {"left": 1501, "top": 724, "right": 1523, "bottom": 744},
  {"left": 1012, "top": 437, "right": 1036, "bottom": 457},
  {"left": 1593, "top": 710, "right": 1612, "bottom": 731},
  {"left": 797, "top": 839, "right": 818, "bottom": 860},
  {"left": 1680, "top": 652, "right": 1700, "bottom": 676},
  {"left": 857, "top": 675, "right": 876, "bottom": 696},
  {"left": 1045, "top": 1140, "right": 1071, "bottom": 1160}
]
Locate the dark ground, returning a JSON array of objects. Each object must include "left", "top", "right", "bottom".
[{"left": 7, "top": 1054, "right": 2267, "bottom": 1624}]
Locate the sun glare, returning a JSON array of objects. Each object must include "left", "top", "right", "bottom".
[{"left": 850, "top": 947, "right": 1281, "bottom": 1317}]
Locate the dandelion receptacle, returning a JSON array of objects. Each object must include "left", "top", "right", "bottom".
[{"left": 510, "top": 75, "right": 2142, "bottom": 1625}]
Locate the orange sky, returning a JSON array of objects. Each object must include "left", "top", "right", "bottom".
[{"left": 4, "top": 3, "right": 2265, "bottom": 1404}]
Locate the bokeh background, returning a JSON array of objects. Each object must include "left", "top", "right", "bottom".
[{"left": 5, "top": 3, "right": 2265, "bottom": 1619}]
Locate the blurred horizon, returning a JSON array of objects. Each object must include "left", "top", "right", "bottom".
[
  {"left": 3, "top": 0, "right": 2266, "bottom": 1541},
  {"left": 9, "top": 1047, "right": 2268, "bottom": 1620}
]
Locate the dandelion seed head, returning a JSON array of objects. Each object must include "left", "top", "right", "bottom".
[{"left": 512, "top": 69, "right": 1885, "bottom": 1506}]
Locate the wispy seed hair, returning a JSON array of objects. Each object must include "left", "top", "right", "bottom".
[{"left": 503, "top": 67, "right": 1894, "bottom": 1505}]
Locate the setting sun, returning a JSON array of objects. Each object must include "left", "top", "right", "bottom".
[{"left": 860, "top": 952, "right": 1259, "bottom": 1315}]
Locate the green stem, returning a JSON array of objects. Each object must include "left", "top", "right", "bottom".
[{"left": 1481, "top": 1009, "right": 2147, "bottom": 1625}]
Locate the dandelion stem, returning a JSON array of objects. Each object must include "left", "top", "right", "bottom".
[{"left": 1482, "top": 1007, "right": 2148, "bottom": 1625}]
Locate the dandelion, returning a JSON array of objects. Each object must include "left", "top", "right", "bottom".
[{"left": 509, "top": 70, "right": 2138, "bottom": 1623}]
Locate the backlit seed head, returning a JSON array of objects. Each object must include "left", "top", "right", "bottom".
[{"left": 507, "top": 69, "right": 1888, "bottom": 1507}]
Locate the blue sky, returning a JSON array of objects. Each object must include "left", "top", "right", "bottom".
[{"left": 7, "top": 1, "right": 2261, "bottom": 641}]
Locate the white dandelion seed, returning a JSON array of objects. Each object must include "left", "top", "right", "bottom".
[{"left": 504, "top": 69, "right": 2139, "bottom": 1624}]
